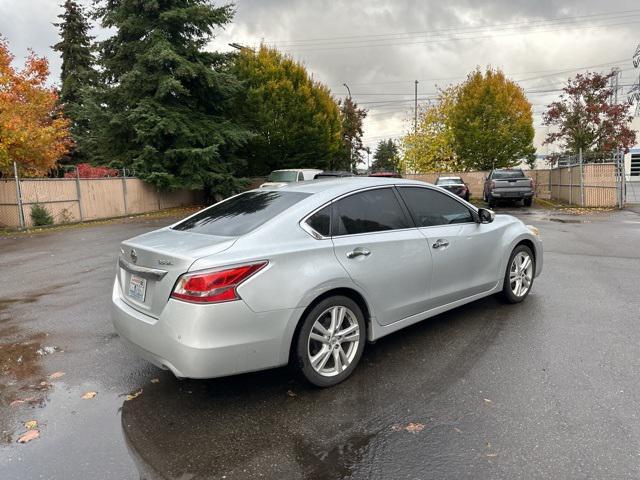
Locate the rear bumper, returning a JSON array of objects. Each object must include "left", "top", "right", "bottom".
[
  {"left": 111, "top": 280, "right": 303, "bottom": 379},
  {"left": 491, "top": 190, "right": 534, "bottom": 198}
]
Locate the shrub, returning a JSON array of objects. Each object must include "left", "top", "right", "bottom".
[{"left": 30, "top": 203, "right": 54, "bottom": 226}]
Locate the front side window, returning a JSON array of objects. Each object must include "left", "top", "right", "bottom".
[
  {"left": 398, "top": 187, "right": 474, "bottom": 227},
  {"left": 297, "top": 171, "right": 304, "bottom": 181},
  {"left": 333, "top": 188, "right": 409, "bottom": 236},
  {"left": 173, "top": 191, "right": 310, "bottom": 236}
]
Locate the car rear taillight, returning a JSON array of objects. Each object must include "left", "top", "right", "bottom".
[
  {"left": 171, "top": 261, "right": 268, "bottom": 304},
  {"left": 491, "top": 180, "right": 496, "bottom": 189}
]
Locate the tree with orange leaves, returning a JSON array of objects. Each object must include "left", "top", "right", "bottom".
[{"left": 0, "top": 39, "right": 71, "bottom": 176}]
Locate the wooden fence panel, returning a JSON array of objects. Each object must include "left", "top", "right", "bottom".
[
  {"left": 0, "top": 177, "right": 199, "bottom": 228},
  {"left": 80, "top": 179, "right": 126, "bottom": 220}
]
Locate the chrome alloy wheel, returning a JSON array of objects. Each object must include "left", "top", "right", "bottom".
[
  {"left": 307, "top": 306, "right": 360, "bottom": 377},
  {"left": 509, "top": 251, "right": 533, "bottom": 297}
]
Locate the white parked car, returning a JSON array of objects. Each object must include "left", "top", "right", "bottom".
[{"left": 260, "top": 169, "right": 323, "bottom": 189}]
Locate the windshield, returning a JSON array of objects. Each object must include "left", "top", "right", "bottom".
[
  {"left": 436, "top": 178, "right": 463, "bottom": 185},
  {"left": 172, "top": 191, "right": 310, "bottom": 236},
  {"left": 267, "top": 171, "right": 298, "bottom": 182},
  {"left": 492, "top": 170, "right": 525, "bottom": 180}
]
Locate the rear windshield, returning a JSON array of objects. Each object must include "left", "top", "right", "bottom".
[
  {"left": 436, "top": 178, "right": 463, "bottom": 185},
  {"left": 492, "top": 170, "right": 525, "bottom": 179},
  {"left": 172, "top": 191, "right": 310, "bottom": 236},
  {"left": 268, "top": 171, "right": 297, "bottom": 182}
]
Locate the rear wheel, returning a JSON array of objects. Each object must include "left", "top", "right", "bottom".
[
  {"left": 294, "top": 296, "right": 365, "bottom": 387},
  {"left": 523, "top": 198, "right": 533, "bottom": 207},
  {"left": 500, "top": 245, "right": 535, "bottom": 303},
  {"left": 487, "top": 195, "right": 496, "bottom": 208}
]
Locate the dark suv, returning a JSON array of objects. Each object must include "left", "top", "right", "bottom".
[{"left": 483, "top": 169, "right": 534, "bottom": 207}]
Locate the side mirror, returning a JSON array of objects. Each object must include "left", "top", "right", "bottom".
[{"left": 478, "top": 208, "right": 495, "bottom": 224}]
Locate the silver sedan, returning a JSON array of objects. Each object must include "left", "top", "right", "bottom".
[{"left": 112, "top": 178, "right": 542, "bottom": 387}]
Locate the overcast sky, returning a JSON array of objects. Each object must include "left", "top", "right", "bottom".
[{"left": 1, "top": 0, "right": 639, "bottom": 157}]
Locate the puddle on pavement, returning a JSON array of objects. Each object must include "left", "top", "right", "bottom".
[{"left": 0, "top": 286, "right": 73, "bottom": 444}]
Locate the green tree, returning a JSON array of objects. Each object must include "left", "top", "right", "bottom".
[
  {"left": 401, "top": 86, "right": 458, "bottom": 173},
  {"left": 450, "top": 68, "right": 535, "bottom": 170},
  {"left": 53, "top": 0, "right": 97, "bottom": 162},
  {"left": 335, "top": 97, "right": 367, "bottom": 171},
  {"left": 371, "top": 139, "right": 400, "bottom": 172},
  {"left": 89, "top": 0, "right": 249, "bottom": 193},
  {"left": 231, "top": 45, "right": 341, "bottom": 176},
  {"left": 543, "top": 71, "right": 636, "bottom": 154}
]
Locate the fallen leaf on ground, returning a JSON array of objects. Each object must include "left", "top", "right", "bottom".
[
  {"left": 453, "top": 427, "right": 462, "bottom": 433},
  {"left": 9, "top": 400, "right": 25, "bottom": 407},
  {"left": 150, "top": 378, "right": 159, "bottom": 384},
  {"left": 486, "top": 453, "right": 498, "bottom": 458},
  {"left": 49, "top": 371, "right": 65, "bottom": 379},
  {"left": 17, "top": 429, "right": 39, "bottom": 443},
  {"left": 81, "top": 391, "right": 97, "bottom": 400},
  {"left": 484, "top": 398, "right": 492, "bottom": 404},
  {"left": 286, "top": 389, "right": 297, "bottom": 397},
  {"left": 391, "top": 422, "right": 425, "bottom": 433},
  {"left": 24, "top": 420, "right": 38, "bottom": 430},
  {"left": 126, "top": 389, "right": 143, "bottom": 401}
]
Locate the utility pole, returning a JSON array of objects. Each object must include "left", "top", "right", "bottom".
[
  {"left": 414, "top": 80, "right": 419, "bottom": 134},
  {"left": 344, "top": 83, "right": 353, "bottom": 171}
]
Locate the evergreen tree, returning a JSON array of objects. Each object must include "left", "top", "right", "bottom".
[
  {"left": 336, "top": 97, "right": 367, "bottom": 172},
  {"left": 231, "top": 45, "right": 342, "bottom": 176},
  {"left": 53, "top": 0, "right": 97, "bottom": 162},
  {"left": 90, "top": 0, "right": 249, "bottom": 193},
  {"left": 371, "top": 139, "right": 400, "bottom": 173}
]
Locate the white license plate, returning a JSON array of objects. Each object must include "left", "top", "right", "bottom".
[{"left": 128, "top": 275, "right": 147, "bottom": 302}]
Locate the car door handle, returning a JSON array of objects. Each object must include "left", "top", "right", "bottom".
[
  {"left": 432, "top": 239, "right": 449, "bottom": 249},
  {"left": 346, "top": 248, "right": 371, "bottom": 259}
]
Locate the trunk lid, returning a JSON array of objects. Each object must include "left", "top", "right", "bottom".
[{"left": 118, "top": 228, "right": 236, "bottom": 318}]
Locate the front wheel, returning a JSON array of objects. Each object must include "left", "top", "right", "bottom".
[
  {"left": 294, "top": 296, "right": 366, "bottom": 387},
  {"left": 500, "top": 245, "right": 535, "bottom": 303}
]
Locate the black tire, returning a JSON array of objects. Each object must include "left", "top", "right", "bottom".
[
  {"left": 523, "top": 198, "right": 533, "bottom": 207},
  {"left": 487, "top": 195, "right": 495, "bottom": 208},
  {"left": 464, "top": 192, "right": 470, "bottom": 201},
  {"left": 499, "top": 245, "right": 535, "bottom": 304},
  {"left": 294, "top": 295, "right": 366, "bottom": 387}
]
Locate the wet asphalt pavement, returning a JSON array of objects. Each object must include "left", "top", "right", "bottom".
[{"left": 1, "top": 207, "right": 640, "bottom": 480}]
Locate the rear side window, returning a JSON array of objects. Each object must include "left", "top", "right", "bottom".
[
  {"left": 173, "top": 191, "right": 310, "bottom": 236},
  {"left": 306, "top": 206, "right": 331, "bottom": 237},
  {"left": 491, "top": 170, "right": 525, "bottom": 179},
  {"left": 398, "top": 187, "right": 474, "bottom": 227},
  {"left": 333, "top": 188, "right": 409, "bottom": 236}
]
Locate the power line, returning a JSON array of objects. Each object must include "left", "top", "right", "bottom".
[
  {"left": 276, "top": 18, "right": 640, "bottom": 52},
  {"left": 274, "top": 8, "right": 640, "bottom": 46}
]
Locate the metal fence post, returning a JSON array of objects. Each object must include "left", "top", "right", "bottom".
[
  {"left": 579, "top": 148, "right": 584, "bottom": 207},
  {"left": 75, "top": 166, "right": 84, "bottom": 221},
  {"left": 122, "top": 168, "right": 128, "bottom": 215},
  {"left": 569, "top": 162, "right": 572, "bottom": 205},
  {"left": 13, "top": 161, "right": 25, "bottom": 229}
]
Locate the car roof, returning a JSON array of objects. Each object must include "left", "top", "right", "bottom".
[
  {"left": 437, "top": 176, "right": 463, "bottom": 179},
  {"left": 259, "top": 176, "right": 430, "bottom": 196}
]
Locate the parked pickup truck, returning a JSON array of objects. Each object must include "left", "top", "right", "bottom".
[{"left": 483, "top": 169, "right": 534, "bottom": 207}]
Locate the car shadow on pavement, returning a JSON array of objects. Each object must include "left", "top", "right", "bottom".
[{"left": 119, "top": 293, "right": 528, "bottom": 480}]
